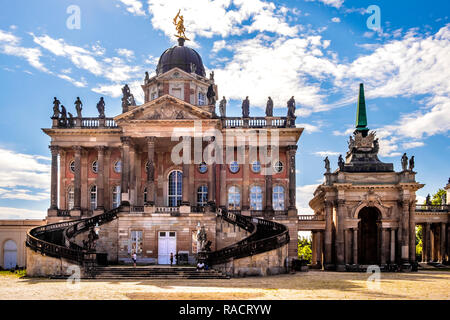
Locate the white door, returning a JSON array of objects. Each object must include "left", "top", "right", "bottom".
[
  {"left": 4, "top": 240, "right": 17, "bottom": 269},
  {"left": 158, "top": 231, "right": 176, "bottom": 264}
]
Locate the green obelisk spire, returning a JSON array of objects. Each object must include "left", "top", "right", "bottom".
[{"left": 355, "top": 83, "right": 369, "bottom": 136}]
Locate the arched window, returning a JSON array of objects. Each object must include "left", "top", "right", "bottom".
[
  {"left": 3, "top": 240, "right": 17, "bottom": 269},
  {"left": 90, "top": 185, "right": 97, "bottom": 210},
  {"left": 112, "top": 185, "right": 121, "bottom": 208},
  {"left": 92, "top": 160, "right": 98, "bottom": 173},
  {"left": 143, "top": 187, "right": 148, "bottom": 203},
  {"left": 251, "top": 161, "right": 261, "bottom": 173},
  {"left": 69, "top": 160, "right": 75, "bottom": 173},
  {"left": 250, "top": 186, "right": 263, "bottom": 210},
  {"left": 197, "top": 185, "right": 208, "bottom": 206},
  {"left": 229, "top": 161, "right": 239, "bottom": 173},
  {"left": 67, "top": 186, "right": 74, "bottom": 210},
  {"left": 168, "top": 170, "right": 182, "bottom": 207},
  {"left": 114, "top": 160, "right": 122, "bottom": 173},
  {"left": 273, "top": 185, "right": 285, "bottom": 210},
  {"left": 228, "top": 186, "right": 240, "bottom": 210}
]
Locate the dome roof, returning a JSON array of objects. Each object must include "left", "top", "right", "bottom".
[{"left": 156, "top": 38, "right": 206, "bottom": 77}]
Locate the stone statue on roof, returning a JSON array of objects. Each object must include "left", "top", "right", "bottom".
[
  {"left": 324, "top": 156, "right": 330, "bottom": 173},
  {"left": 401, "top": 153, "right": 408, "bottom": 171},
  {"left": 97, "top": 97, "right": 105, "bottom": 118},
  {"left": 266, "top": 97, "right": 273, "bottom": 117},
  {"left": 74, "top": 97, "right": 83, "bottom": 118},
  {"left": 287, "top": 96, "right": 296, "bottom": 118},
  {"left": 242, "top": 96, "right": 250, "bottom": 118},
  {"left": 207, "top": 84, "right": 216, "bottom": 105},
  {"left": 409, "top": 156, "right": 415, "bottom": 171},
  {"left": 52, "top": 97, "right": 61, "bottom": 118},
  {"left": 219, "top": 96, "right": 226, "bottom": 118}
]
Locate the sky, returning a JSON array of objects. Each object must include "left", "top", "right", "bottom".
[{"left": 0, "top": 0, "right": 449, "bottom": 219}]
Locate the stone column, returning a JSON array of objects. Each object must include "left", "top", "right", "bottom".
[
  {"left": 345, "top": 229, "right": 352, "bottom": 265},
  {"left": 242, "top": 145, "right": 249, "bottom": 211},
  {"left": 49, "top": 146, "right": 59, "bottom": 210},
  {"left": 182, "top": 162, "right": 190, "bottom": 206},
  {"left": 390, "top": 228, "right": 396, "bottom": 263},
  {"left": 335, "top": 199, "right": 345, "bottom": 270},
  {"left": 95, "top": 146, "right": 105, "bottom": 210},
  {"left": 324, "top": 201, "right": 333, "bottom": 266},
  {"left": 219, "top": 163, "right": 227, "bottom": 208},
  {"left": 311, "top": 231, "right": 317, "bottom": 265},
  {"left": 353, "top": 228, "right": 358, "bottom": 264},
  {"left": 381, "top": 228, "right": 388, "bottom": 265},
  {"left": 316, "top": 231, "right": 322, "bottom": 267},
  {"left": 120, "top": 137, "right": 130, "bottom": 205},
  {"left": 73, "top": 146, "right": 82, "bottom": 210},
  {"left": 425, "top": 223, "right": 431, "bottom": 262},
  {"left": 287, "top": 145, "right": 297, "bottom": 211},
  {"left": 129, "top": 145, "right": 136, "bottom": 205},
  {"left": 440, "top": 222, "right": 446, "bottom": 263},
  {"left": 409, "top": 202, "right": 416, "bottom": 263},
  {"left": 146, "top": 137, "right": 155, "bottom": 205},
  {"left": 401, "top": 200, "right": 410, "bottom": 262}
]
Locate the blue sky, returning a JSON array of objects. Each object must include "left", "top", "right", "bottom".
[{"left": 0, "top": 0, "right": 449, "bottom": 218}]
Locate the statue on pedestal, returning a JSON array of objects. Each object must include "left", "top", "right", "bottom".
[
  {"left": 96, "top": 97, "right": 105, "bottom": 118},
  {"left": 144, "top": 71, "right": 149, "bottom": 84},
  {"left": 60, "top": 105, "right": 68, "bottom": 126},
  {"left": 207, "top": 84, "right": 216, "bottom": 105},
  {"left": 338, "top": 154, "right": 344, "bottom": 171},
  {"left": 324, "top": 156, "right": 330, "bottom": 173},
  {"left": 68, "top": 112, "right": 75, "bottom": 127},
  {"left": 242, "top": 96, "right": 250, "bottom": 118},
  {"left": 52, "top": 97, "right": 61, "bottom": 118},
  {"left": 425, "top": 194, "right": 431, "bottom": 205},
  {"left": 219, "top": 96, "right": 226, "bottom": 117},
  {"left": 266, "top": 97, "right": 273, "bottom": 117},
  {"left": 287, "top": 96, "right": 296, "bottom": 118},
  {"left": 74, "top": 97, "right": 83, "bottom": 118},
  {"left": 409, "top": 156, "right": 415, "bottom": 171},
  {"left": 196, "top": 226, "right": 207, "bottom": 252},
  {"left": 401, "top": 153, "right": 408, "bottom": 171}
]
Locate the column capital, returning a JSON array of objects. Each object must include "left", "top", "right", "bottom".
[
  {"left": 95, "top": 145, "right": 106, "bottom": 153},
  {"left": 72, "top": 145, "right": 82, "bottom": 153},
  {"left": 146, "top": 136, "right": 156, "bottom": 144},
  {"left": 120, "top": 136, "right": 131, "bottom": 145},
  {"left": 49, "top": 145, "right": 59, "bottom": 155},
  {"left": 287, "top": 144, "right": 298, "bottom": 152}
]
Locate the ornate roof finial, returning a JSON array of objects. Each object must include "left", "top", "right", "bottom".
[
  {"left": 173, "top": 9, "right": 190, "bottom": 43},
  {"left": 355, "top": 83, "right": 369, "bottom": 136}
]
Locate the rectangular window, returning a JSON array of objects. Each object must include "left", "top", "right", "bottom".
[
  {"left": 198, "top": 92, "right": 205, "bottom": 106},
  {"left": 129, "top": 230, "right": 143, "bottom": 255}
]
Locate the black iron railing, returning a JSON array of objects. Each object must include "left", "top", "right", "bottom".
[
  {"left": 26, "top": 207, "right": 120, "bottom": 264},
  {"left": 207, "top": 208, "right": 290, "bottom": 265}
]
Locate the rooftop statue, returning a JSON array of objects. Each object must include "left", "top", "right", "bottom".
[
  {"left": 60, "top": 105, "right": 67, "bottom": 127},
  {"left": 144, "top": 71, "right": 149, "bottom": 84},
  {"left": 97, "top": 97, "right": 105, "bottom": 119},
  {"left": 219, "top": 96, "right": 226, "bottom": 118},
  {"left": 173, "top": 9, "right": 189, "bottom": 40},
  {"left": 207, "top": 84, "right": 216, "bottom": 105},
  {"left": 242, "top": 96, "right": 250, "bottom": 118},
  {"left": 266, "top": 97, "right": 273, "bottom": 117},
  {"left": 401, "top": 153, "right": 408, "bottom": 171},
  {"left": 68, "top": 112, "right": 75, "bottom": 127},
  {"left": 324, "top": 156, "right": 330, "bottom": 173},
  {"left": 338, "top": 154, "right": 344, "bottom": 171},
  {"left": 52, "top": 97, "right": 61, "bottom": 118},
  {"left": 121, "top": 84, "right": 136, "bottom": 112},
  {"left": 209, "top": 71, "right": 214, "bottom": 81},
  {"left": 425, "top": 194, "right": 431, "bottom": 205},
  {"left": 74, "top": 97, "right": 83, "bottom": 118},
  {"left": 190, "top": 63, "right": 197, "bottom": 73},
  {"left": 409, "top": 156, "right": 415, "bottom": 171},
  {"left": 287, "top": 96, "right": 296, "bottom": 118}
]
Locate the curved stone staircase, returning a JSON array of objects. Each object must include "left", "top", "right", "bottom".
[{"left": 26, "top": 207, "right": 290, "bottom": 278}]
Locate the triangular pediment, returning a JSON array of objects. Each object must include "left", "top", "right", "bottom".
[
  {"left": 114, "top": 94, "right": 212, "bottom": 122},
  {"left": 156, "top": 67, "right": 199, "bottom": 81}
]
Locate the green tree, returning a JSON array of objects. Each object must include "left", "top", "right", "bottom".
[
  {"left": 416, "top": 225, "right": 423, "bottom": 261},
  {"left": 298, "top": 236, "right": 312, "bottom": 262},
  {"left": 432, "top": 189, "right": 446, "bottom": 205}
]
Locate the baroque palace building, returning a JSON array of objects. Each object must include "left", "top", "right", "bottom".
[{"left": 0, "top": 29, "right": 449, "bottom": 276}]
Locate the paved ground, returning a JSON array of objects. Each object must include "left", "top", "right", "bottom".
[{"left": 0, "top": 270, "right": 449, "bottom": 300}]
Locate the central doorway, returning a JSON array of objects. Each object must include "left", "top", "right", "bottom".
[
  {"left": 158, "top": 231, "right": 176, "bottom": 264},
  {"left": 358, "top": 207, "right": 380, "bottom": 265}
]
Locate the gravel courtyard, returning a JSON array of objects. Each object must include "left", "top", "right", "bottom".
[{"left": 1, "top": 270, "right": 449, "bottom": 300}]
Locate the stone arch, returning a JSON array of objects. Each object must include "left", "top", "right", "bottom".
[{"left": 352, "top": 200, "right": 389, "bottom": 220}]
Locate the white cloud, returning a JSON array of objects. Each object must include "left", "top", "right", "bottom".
[
  {"left": 313, "top": 151, "right": 340, "bottom": 157},
  {"left": 118, "top": 0, "right": 146, "bottom": 16},
  {"left": 146, "top": 0, "right": 299, "bottom": 41},
  {"left": 296, "top": 123, "right": 321, "bottom": 133},
  {"left": 116, "top": 48, "right": 135, "bottom": 59},
  {"left": 0, "top": 207, "right": 46, "bottom": 220},
  {"left": 331, "top": 17, "right": 341, "bottom": 23},
  {"left": 296, "top": 184, "right": 318, "bottom": 215},
  {"left": 402, "top": 141, "right": 425, "bottom": 149},
  {"left": 58, "top": 74, "right": 87, "bottom": 88},
  {"left": 306, "top": 0, "right": 344, "bottom": 9}
]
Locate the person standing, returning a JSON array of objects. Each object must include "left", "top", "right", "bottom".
[
  {"left": 170, "top": 252, "right": 174, "bottom": 267},
  {"left": 132, "top": 251, "right": 137, "bottom": 268}
]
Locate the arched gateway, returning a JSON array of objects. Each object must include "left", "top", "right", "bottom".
[{"left": 309, "top": 84, "right": 424, "bottom": 271}]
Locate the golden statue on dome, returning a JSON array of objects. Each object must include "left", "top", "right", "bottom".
[{"left": 173, "top": 9, "right": 190, "bottom": 41}]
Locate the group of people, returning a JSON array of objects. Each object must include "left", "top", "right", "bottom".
[{"left": 129, "top": 251, "right": 208, "bottom": 271}]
